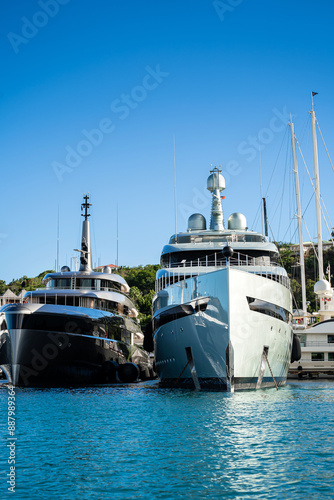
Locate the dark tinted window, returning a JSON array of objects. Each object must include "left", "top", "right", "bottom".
[{"left": 311, "top": 353, "right": 324, "bottom": 361}]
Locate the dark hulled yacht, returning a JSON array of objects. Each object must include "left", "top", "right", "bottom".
[{"left": 0, "top": 195, "right": 154, "bottom": 387}]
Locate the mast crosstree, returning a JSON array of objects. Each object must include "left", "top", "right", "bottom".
[{"left": 81, "top": 194, "right": 92, "bottom": 221}]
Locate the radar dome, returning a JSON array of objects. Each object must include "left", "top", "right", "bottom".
[
  {"left": 103, "top": 266, "right": 112, "bottom": 274},
  {"left": 188, "top": 213, "right": 207, "bottom": 231},
  {"left": 314, "top": 279, "right": 331, "bottom": 295},
  {"left": 228, "top": 213, "right": 247, "bottom": 231},
  {"left": 61, "top": 265, "right": 71, "bottom": 272},
  {"left": 207, "top": 169, "right": 225, "bottom": 192}
]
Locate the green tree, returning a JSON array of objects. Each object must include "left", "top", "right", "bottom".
[
  {"left": 123, "top": 265, "right": 159, "bottom": 295},
  {"left": 0, "top": 280, "right": 7, "bottom": 295}
]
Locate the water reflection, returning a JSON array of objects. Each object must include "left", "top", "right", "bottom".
[{"left": 0, "top": 381, "right": 333, "bottom": 499}]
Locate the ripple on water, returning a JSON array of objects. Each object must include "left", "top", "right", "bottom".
[{"left": 0, "top": 380, "right": 333, "bottom": 499}]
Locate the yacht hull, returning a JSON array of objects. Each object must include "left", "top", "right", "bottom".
[
  {"left": 154, "top": 267, "right": 293, "bottom": 391},
  {"left": 0, "top": 329, "right": 123, "bottom": 386},
  {"left": 0, "top": 304, "right": 150, "bottom": 387}
]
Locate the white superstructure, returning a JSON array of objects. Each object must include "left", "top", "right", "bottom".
[
  {"left": 290, "top": 274, "right": 334, "bottom": 378},
  {"left": 153, "top": 167, "right": 294, "bottom": 391}
]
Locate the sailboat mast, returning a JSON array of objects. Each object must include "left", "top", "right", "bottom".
[
  {"left": 310, "top": 101, "right": 323, "bottom": 280},
  {"left": 289, "top": 120, "right": 307, "bottom": 319}
]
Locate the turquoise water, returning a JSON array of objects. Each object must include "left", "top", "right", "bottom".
[{"left": 1, "top": 380, "right": 333, "bottom": 499}]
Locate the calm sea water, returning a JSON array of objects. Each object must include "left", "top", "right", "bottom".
[{"left": 1, "top": 380, "right": 333, "bottom": 499}]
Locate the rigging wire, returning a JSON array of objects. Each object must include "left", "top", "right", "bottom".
[
  {"left": 268, "top": 220, "right": 299, "bottom": 311},
  {"left": 251, "top": 126, "right": 288, "bottom": 231},
  {"left": 302, "top": 216, "right": 319, "bottom": 262},
  {"left": 252, "top": 201, "right": 262, "bottom": 231},
  {"left": 89, "top": 194, "right": 98, "bottom": 269},
  {"left": 317, "top": 119, "right": 334, "bottom": 174},
  {"left": 257, "top": 127, "right": 288, "bottom": 238},
  {"left": 277, "top": 134, "right": 290, "bottom": 240},
  {"left": 296, "top": 138, "right": 334, "bottom": 243},
  {"left": 265, "top": 126, "right": 289, "bottom": 197},
  {"left": 299, "top": 113, "right": 310, "bottom": 147},
  {"left": 320, "top": 196, "right": 334, "bottom": 246}
]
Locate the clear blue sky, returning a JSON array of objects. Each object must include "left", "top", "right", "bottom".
[{"left": 1, "top": 0, "right": 334, "bottom": 283}]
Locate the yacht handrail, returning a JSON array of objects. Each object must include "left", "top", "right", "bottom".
[
  {"left": 161, "top": 250, "right": 282, "bottom": 270},
  {"left": 302, "top": 341, "right": 334, "bottom": 347},
  {"left": 156, "top": 250, "right": 290, "bottom": 292}
]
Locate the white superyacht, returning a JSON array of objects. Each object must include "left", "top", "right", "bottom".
[{"left": 152, "top": 167, "right": 294, "bottom": 391}]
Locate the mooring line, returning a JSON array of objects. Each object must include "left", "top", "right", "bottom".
[
  {"left": 264, "top": 351, "right": 279, "bottom": 390},
  {"left": 175, "top": 359, "right": 190, "bottom": 385}
]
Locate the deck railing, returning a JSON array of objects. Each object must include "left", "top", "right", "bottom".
[
  {"left": 156, "top": 251, "right": 290, "bottom": 292},
  {"left": 302, "top": 341, "right": 334, "bottom": 347}
]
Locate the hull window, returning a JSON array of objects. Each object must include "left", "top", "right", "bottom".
[
  {"left": 247, "top": 297, "right": 291, "bottom": 323},
  {"left": 154, "top": 304, "right": 195, "bottom": 330}
]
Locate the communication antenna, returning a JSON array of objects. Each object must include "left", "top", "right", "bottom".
[
  {"left": 258, "top": 134, "right": 264, "bottom": 235},
  {"left": 56, "top": 205, "right": 60, "bottom": 272},
  {"left": 116, "top": 203, "right": 119, "bottom": 266},
  {"left": 72, "top": 256, "right": 78, "bottom": 271},
  {"left": 173, "top": 135, "right": 177, "bottom": 243},
  {"left": 262, "top": 197, "right": 269, "bottom": 237}
]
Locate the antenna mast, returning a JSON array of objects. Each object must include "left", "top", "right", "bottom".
[
  {"left": 262, "top": 198, "right": 269, "bottom": 237},
  {"left": 116, "top": 203, "right": 119, "bottom": 267},
  {"left": 259, "top": 135, "right": 264, "bottom": 235},
  {"left": 74, "top": 194, "right": 93, "bottom": 271},
  {"left": 173, "top": 135, "right": 177, "bottom": 243},
  {"left": 81, "top": 194, "right": 91, "bottom": 221},
  {"left": 56, "top": 205, "right": 60, "bottom": 272},
  {"left": 207, "top": 166, "right": 225, "bottom": 231}
]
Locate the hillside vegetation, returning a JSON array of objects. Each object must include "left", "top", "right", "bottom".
[
  {"left": 1, "top": 246, "right": 333, "bottom": 321},
  {"left": 0, "top": 265, "right": 159, "bottom": 327}
]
